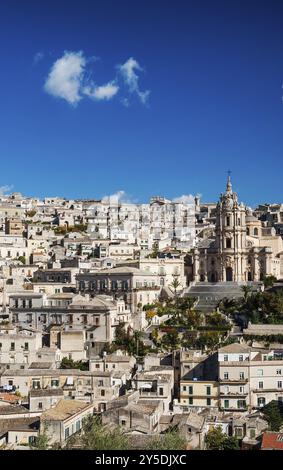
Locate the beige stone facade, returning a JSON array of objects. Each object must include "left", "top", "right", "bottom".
[{"left": 194, "top": 177, "right": 283, "bottom": 282}]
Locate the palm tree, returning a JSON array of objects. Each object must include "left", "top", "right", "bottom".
[{"left": 241, "top": 285, "right": 253, "bottom": 303}]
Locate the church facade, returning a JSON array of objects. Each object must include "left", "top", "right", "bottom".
[{"left": 193, "top": 177, "right": 283, "bottom": 283}]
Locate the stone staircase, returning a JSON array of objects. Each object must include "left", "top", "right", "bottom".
[{"left": 185, "top": 281, "right": 261, "bottom": 313}]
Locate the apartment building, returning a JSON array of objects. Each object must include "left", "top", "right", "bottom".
[
  {"left": 218, "top": 344, "right": 251, "bottom": 411},
  {"left": 76, "top": 266, "right": 161, "bottom": 311},
  {"left": 41, "top": 399, "right": 94, "bottom": 445},
  {"left": 0, "top": 368, "right": 124, "bottom": 410},
  {"left": 0, "top": 325, "right": 42, "bottom": 366}
]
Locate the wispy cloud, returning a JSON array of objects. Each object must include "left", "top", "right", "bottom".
[
  {"left": 173, "top": 194, "right": 195, "bottom": 204},
  {"left": 33, "top": 51, "right": 44, "bottom": 64},
  {"left": 118, "top": 57, "right": 150, "bottom": 105},
  {"left": 0, "top": 185, "right": 13, "bottom": 196},
  {"left": 83, "top": 81, "right": 119, "bottom": 101},
  {"left": 101, "top": 191, "right": 138, "bottom": 205},
  {"left": 44, "top": 51, "right": 150, "bottom": 107}
]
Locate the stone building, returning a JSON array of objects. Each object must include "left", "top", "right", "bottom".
[{"left": 193, "top": 176, "right": 283, "bottom": 282}]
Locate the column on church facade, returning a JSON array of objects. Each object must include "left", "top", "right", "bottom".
[
  {"left": 193, "top": 250, "right": 200, "bottom": 281},
  {"left": 253, "top": 248, "right": 260, "bottom": 281}
]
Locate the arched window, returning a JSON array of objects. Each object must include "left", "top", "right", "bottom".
[
  {"left": 254, "top": 228, "right": 258, "bottom": 236},
  {"left": 226, "top": 238, "right": 232, "bottom": 249},
  {"left": 246, "top": 228, "right": 250, "bottom": 236}
]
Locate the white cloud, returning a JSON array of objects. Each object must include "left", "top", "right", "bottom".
[
  {"left": 101, "top": 191, "right": 138, "bottom": 205},
  {"left": 44, "top": 51, "right": 86, "bottom": 105},
  {"left": 118, "top": 57, "right": 150, "bottom": 105},
  {"left": 173, "top": 194, "right": 195, "bottom": 205},
  {"left": 44, "top": 52, "right": 150, "bottom": 107},
  {"left": 102, "top": 190, "right": 126, "bottom": 205},
  {"left": 83, "top": 81, "right": 119, "bottom": 101},
  {"left": 0, "top": 185, "right": 13, "bottom": 196}
]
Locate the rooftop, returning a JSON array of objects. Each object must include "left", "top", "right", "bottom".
[
  {"left": 41, "top": 399, "right": 92, "bottom": 421},
  {"left": 261, "top": 432, "right": 283, "bottom": 450}
]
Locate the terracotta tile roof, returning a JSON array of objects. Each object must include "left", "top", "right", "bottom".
[
  {"left": 261, "top": 432, "right": 283, "bottom": 450},
  {"left": 0, "top": 393, "right": 20, "bottom": 404}
]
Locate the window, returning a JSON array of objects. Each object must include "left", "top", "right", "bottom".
[
  {"left": 278, "top": 381, "right": 282, "bottom": 389},
  {"left": 98, "top": 380, "right": 103, "bottom": 386},
  {"left": 32, "top": 380, "right": 40, "bottom": 389},
  {"left": 276, "top": 369, "right": 282, "bottom": 375},
  {"left": 224, "top": 399, "right": 229, "bottom": 409},
  {"left": 226, "top": 216, "right": 230, "bottom": 227},
  {"left": 182, "top": 386, "right": 186, "bottom": 392},
  {"left": 188, "top": 386, "right": 193, "bottom": 394},
  {"left": 258, "top": 397, "right": 265, "bottom": 407},
  {"left": 51, "top": 379, "right": 59, "bottom": 388},
  {"left": 189, "top": 397, "right": 193, "bottom": 405},
  {"left": 38, "top": 402, "right": 43, "bottom": 410},
  {"left": 258, "top": 381, "right": 263, "bottom": 389},
  {"left": 224, "top": 355, "right": 228, "bottom": 362},
  {"left": 250, "top": 429, "right": 256, "bottom": 439},
  {"left": 226, "top": 239, "right": 232, "bottom": 249},
  {"left": 237, "top": 400, "right": 246, "bottom": 409},
  {"left": 207, "top": 398, "right": 211, "bottom": 406},
  {"left": 239, "top": 355, "right": 243, "bottom": 362},
  {"left": 76, "top": 420, "right": 81, "bottom": 432},
  {"left": 65, "top": 427, "right": 70, "bottom": 440},
  {"left": 257, "top": 369, "right": 263, "bottom": 376},
  {"left": 235, "top": 427, "right": 243, "bottom": 438},
  {"left": 101, "top": 389, "right": 105, "bottom": 396},
  {"left": 24, "top": 342, "right": 29, "bottom": 351},
  {"left": 239, "top": 372, "right": 245, "bottom": 380},
  {"left": 10, "top": 342, "right": 15, "bottom": 351},
  {"left": 224, "top": 372, "right": 229, "bottom": 380},
  {"left": 121, "top": 420, "right": 126, "bottom": 426},
  {"left": 159, "top": 387, "right": 164, "bottom": 396},
  {"left": 239, "top": 386, "right": 244, "bottom": 393},
  {"left": 206, "top": 386, "right": 211, "bottom": 396}
]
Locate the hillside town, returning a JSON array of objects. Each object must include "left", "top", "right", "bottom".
[{"left": 0, "top": 177, "right": 283, "bottom": 450}]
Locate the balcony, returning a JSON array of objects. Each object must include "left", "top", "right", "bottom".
[
  {"left": 219, "top": 378, "right": 248, "bottom": 384},
  {"left": 219, "top": 391, "right": 248, "bottom": 397}
]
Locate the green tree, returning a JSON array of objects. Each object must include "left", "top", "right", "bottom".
[
  {"left": 30, "top": 426, "right": 50, "bottom": 450},
  {"left": 170, "top": 276, "right": 181, "bottom": 297},
  {"left": 80, "top": 416, "right": 130, "bottom": 450},
  {"left": 263, "top": 400, "right": 283, "bottom": 431},
  {"left": 60, "top": 357, "right": 89, "bottom": 370},
  {"left": 263, "top": 275, "right": 277, "bottom": 289},
  {"left": 205, "top": 427, "right": 240, "bottom": 450},
  {"left": 222, "top": 436, "right": 240, "bottom": 450},
  {"left": 241, "top": 285, "right": 253, "bottom": 303},
  {"left": 161, "top": 328, "right": 179, "bottom": 351},
  {"left": 146, "top": 428, "right": 187, "bottom": 450},
  {"left": 205, "top": 427, "right": 226, "bottom": 450}
]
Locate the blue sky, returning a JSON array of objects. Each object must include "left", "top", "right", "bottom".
[{"left": 0, "top": 0, "right": 283, "bottom": 206}]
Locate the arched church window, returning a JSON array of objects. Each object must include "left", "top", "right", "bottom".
[
  {"left": 238, "top": 218, "right": 241, "bottom": 226},
  {"left": 226, "top": 238, "right": 232, "bottom": 249},
  {"left": 226, "top": 216, "right": 230, "bottom": 227},
  {"left": 246, "top": 228, "right": 250, "bottom": 236},
  {"left": 254, "top": 228, "right": 258, "bottom": 236}
]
